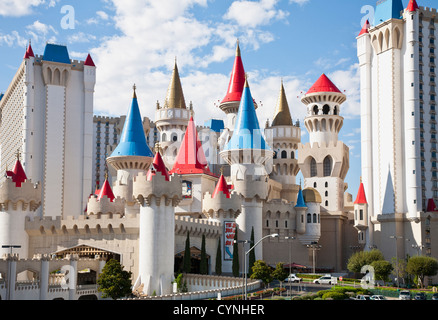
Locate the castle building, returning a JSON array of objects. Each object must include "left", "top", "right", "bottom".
[{"left": 357, "top": 0, "right": 438, "bottom": 263}]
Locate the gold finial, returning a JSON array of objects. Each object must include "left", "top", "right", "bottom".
[
  {"left": 105, "top": 172, "right": 108, "bottom": 181},
  {"left": 133, "top": 84, "right": 137, "bottom": 98},
  {"left": 16, "top": 149, "right": 21, "bottom": 161},
  {"left": 360, "top": 176, "right": 362, "bottom": 183},
  {"left": 236, "top": 39, "right": 241, "bottom": 57},
  {"left": 220, "top": 166, "right": 224, "bottom": 175}
]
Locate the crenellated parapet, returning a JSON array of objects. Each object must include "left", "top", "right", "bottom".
[
  {"left": 174, "top": 216, "right": 222, "bottom": 239},
  {"left": 0, "top": 179, "right": 41, "bottom": 211},
  {"left": 133, "top": 171, "right": 182, "bottom": 207},
  {"left": 86, "top": 195, "right": 125, "bottom": 216},
  {"left": 202, "top": 191, "right": 241, "bottom": 220},
  {"left": 232, "top": 175, "right": 269, "bottom": 201}
]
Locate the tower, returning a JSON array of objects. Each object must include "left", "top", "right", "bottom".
[
  {"left": 220, "top": 78, "right": 274, "bottom": 261},
  {"left": 353, "top": 178, "right": 369, "bottom": 245},
  {"left": 298, "top": 74, "right": 349, "bottom": 212},
  {"left": 86, "top": 175, "right": 125, "bottom": 217},
  {"left": 155, "top": 61, "right": 193, "bottom": 168},
  {"left": 265, "top": 81, "right": 301, "bottom": 202},
  {"left": 133, "top": 151, "right": 182, "bottom": 296},
  {"left": 106, "top": 86, "right": 154, "bottom": 215},
  {"left": 0, "top": 157, "right": 41, "bottom": 259}
]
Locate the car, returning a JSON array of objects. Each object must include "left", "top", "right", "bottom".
[
  {"left": 414, "top": 292, "right": 427, "bottom": 300},
  {"left": 357, "top": 295, "right": 371, "bottom": 300},
  {"left": 399, "top": 290, "right": 411, "bottom": 300},
  {"left": 284, "top": 274, "right": 302, "bottom": 283},
  {"left": 313, "top": 276, "right": 337, "bottom": 285},
  {"left": 370, "top": 295, "right": 386, "bottom": 300},
  {"left": 432, "top": 293, "right": 438, "bottom": 300}
]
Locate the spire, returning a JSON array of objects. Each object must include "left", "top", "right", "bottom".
[
  {"left": 6, "top": 152, "right": 27, "bottom": 188},
  {"left": 271, "top": 80, "right": 293, "bottom": 126},
  {"left": 295, "top": 187, "right": 307, "bottom": 208},
  {"left": 24, "top": 40, "right": 35, "bottom": 59},
  {"left": 354, "top": 179, "right": 368, "bottom": 205},
  {"left": 358, "top": 19, "right": 370, "bottom": 37},
  {"left": 97, "top": 176, "right": 115, "bottom": 202},
  {"left": 212, "top": 174, "right": 231, "bottom": 199},
  {"left": 407, "top": 0, "right": 419, "bottom": 12},
  {"left": 221, "top": 40, "right": 246, "bottom": 104},
  {"left": 169, "top": 117, "right": 214, "bottom": 176},
  {"left": 307, "top": 74, "right": 342, "bottom": 95},
  {"left": 110, "top": 86, "right": 154, "bottom": 158},
  {"left": 224, "top": 77, "right": 270, "bottom": 151},
  {"left": 147, "top": 151, "right": 170, "bottom": 181},
  {"left": 84, "top": 53, "right": 95, "bottom": 67},
  {"left": 164, "top": 60, "right": 187, "bottom": 109}
]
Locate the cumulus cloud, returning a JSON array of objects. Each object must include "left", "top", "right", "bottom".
[{"left": 0, "top": 0, "right": 51, "bottom": 17}]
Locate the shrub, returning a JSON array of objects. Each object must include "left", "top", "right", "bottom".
[{"left": 322, "top": 291, "right": 348, "bottom": 300}]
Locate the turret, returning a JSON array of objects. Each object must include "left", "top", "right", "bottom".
[
  {"left": 353, "top": 179, "right": 369, "bottom": 245},
  {"left": 86, "top": 175, "right": 124, "bottom": 217},
  {"left": 106, "top": 86, "right": 154, "bottom": 215},
  {"left": 298, "top": 188, "right": 321, "bottom": 245},
  {"left": 0, "top": 157, "right": 41, "bottom": 259},
  {"left": 294, "top": 187, "right": 307, "bottom": 235},
  {"left": 155, "top": 60, "right": 193, "bottom": 168},
  {"left": 133, "top": 151, "right": 182, "bottom": 296},
  {"left": 220, "top": 77, "right": 274, "bottom": 261},
  {"left": 202, "top": 173, "right": 241, "bottom": 273},
  {"left": 265, "top": 81, "right": 301, "bottom": 202}
]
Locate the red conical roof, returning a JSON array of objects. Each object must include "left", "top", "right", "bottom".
[
  {"left": 147, "top": 151, "right": 170, "bottom": 181},
  {"left": 6, "top": 159, "right": 27, "bottom": 188},
  {"left": 221, "top": 41, "right": 246, "bottom": 104},
  {"left": 212, "top": 174, "right": 231, "bottom": 199},
  {"left": 407, "top": 0, "right": 419, "bottom": 12},
  {"left": 84, "top": 53, "right": 95, "bottom": 67},
  {"left": 354, "top": 181, "right": 367, "bottom": 205},
  {"left": 169, "top": 117, "right": 215, "bottom": 176},
  {"left": 358, "top": 19, "right": 370, "bottom": 36},
  {"left": 427, "top": 198, "right": 437, "bottom": 212},
  {"left": 24, "top": 42, "right": 35, "bottom": 59},
  {"left": 98, "top": 178, "right": 115, "bottom": 202},
  {"left": 306, "top": 74, "right": 341, "bottom": 94}
]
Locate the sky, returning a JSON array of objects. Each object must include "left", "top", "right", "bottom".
[{"left": 1, "top": 0, "right": 436, "bottom": 200}]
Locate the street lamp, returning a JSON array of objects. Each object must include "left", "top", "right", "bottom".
[
  {"left": 234, "top": 239, "right": 251, "bottom": 297},
  {"left": 244, "top": 233, "right": 279, "bottom": 300},
  {"left": 285, "top": 236, "right": 296, "bottom": 297},
  {"left": 390, "top": 235, "right": 403, "bottom": 288},
  {"left": 306, "top": 242, "right": 322, "bottom": 274}
]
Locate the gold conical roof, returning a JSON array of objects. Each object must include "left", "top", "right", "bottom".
[
  {"left": 271, "top": 81, "right": 293, "bottom": 126},
  {"left": 164, "top": 60, "right": 187, "bottom": 109}
]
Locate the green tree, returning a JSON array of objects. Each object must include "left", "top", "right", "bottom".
[
  {"left": 406, "top": 256, "right": 438, "bottom": 288},
  {"left": 215, "top": 238, "right": 222, "bottom": 275},
  {"left": 183, "top": 232, "right": 191, "bottom": 273},
  {"left": 248, "top": 227, "right": 255, "bottom": 276},
  {"left": 272, "top": 262, "right": 288, "bottom": 291},
  {"left": 200, "top": 234, "right": 208, "bottom": 275},
  {"left": 250, "top": 260, "right": 273, "bottom": 287},
  {"left": 347, "top": 249, "right": 385, "bottom": 273},
  {"left": 232, "top": 232, "right": 239, "bottom": 277},
  {"left": 97, "top": 259, "right": 132, "bottom": 300},
  {"left": 370, "top": 260, "right": 393, "bottom": 284}
]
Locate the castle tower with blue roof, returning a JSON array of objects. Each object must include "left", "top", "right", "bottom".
[{"left": 107, "top": 86, "right": 154, "bottom": 215}]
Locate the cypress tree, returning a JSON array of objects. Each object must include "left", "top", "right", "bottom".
[
  {"left": 200, "top": 234, "right": 208, "bottom": 274},
  {"left": 215, "top": 238, "right": 222, "bottom": 275},
  {"left": 232, "top": 232, "right": 240, "bottom": 277},
  {"left": 248, "top": 226, "right": 256, "bottom": 276},
  {"left": 183, "top": 232, "right": 191, "bottom": 273}
]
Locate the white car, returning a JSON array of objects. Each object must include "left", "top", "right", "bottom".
[
  {"left": 313, "top": 276, "right": 337, "bottom": 285},
  {"left": 284, "top": 274, "right": 302, "bottom": 283},
  {"left": 370, "top": 295, "right": 386, "bottom": 300}
]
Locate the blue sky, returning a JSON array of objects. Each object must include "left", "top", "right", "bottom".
[{"left": 1, "top": 0, "right": 436, "bottom": 200}]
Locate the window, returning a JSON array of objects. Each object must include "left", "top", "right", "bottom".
[
  {"left": 310, "top": 158, "right": 317, "bottom": 177},
  {"left": 323, "top": 156, "right": 332, "bottom": 177},
  {"left": 313, "top": 105, "right": 319, "bottom": 115},
  {"left": 313, "top": 214, "right": 317, "bottom": 223},
  {"left": 182, "top": 180, "right": 192, "bottom": 199},
  {"left": 307, "top": 214, "right": 312, "bottom": 223},
  {"left": 360, "top": 209, "right": 363, "bottom": 220},
  {"left": 323, "top": 104, "right": 330, "bottom": 115},
  {"left": 281, "top": 150, "right": 287, "bottom": 159}
]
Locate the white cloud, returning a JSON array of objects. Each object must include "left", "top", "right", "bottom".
[
  {"left": 25, "top": 20, "right": 58, "bottom": 44},
  {"left": 0, "top": 30, "right": 27, "bottom": 47},
  {"left": 0, "top": 0, "right": 57, "bottom": 17}
]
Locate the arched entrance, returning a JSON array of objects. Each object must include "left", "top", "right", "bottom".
[{"left": 174, "top": 246, "right": 210, "bottom": 274}]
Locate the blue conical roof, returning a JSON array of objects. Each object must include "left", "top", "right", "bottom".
[
  {"left": 110, "top": 88, "right": 154, "bottom": 158},
  {"left": 224, "top": 79, "right": 270, "bottom": 151},
  {"left": 295, "top": 188, "right": 307, "bottom": 208}
]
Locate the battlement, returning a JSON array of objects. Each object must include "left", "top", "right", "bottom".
[
  {"left": 86, "top": 195, "right": 125, "bottom": 216},
  {"left": 133, "top": 171, "right": 182, "bottom": 207},
  {"left": 174, "top": 215, "right": 222, "bottom": 238},
  {"left": 202, "top": 191, "right": 241, "bottom": 219},
  {"left": 0, "top": 179, "right": 41, "bottom": 211},
  {"left": 232, "top": 175, "right": 269, "bottom": 200},
  {"left": 298, "top": 140, "right": 349, "bottom": 152}
]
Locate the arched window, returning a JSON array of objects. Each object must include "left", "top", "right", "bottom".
[
  {"left": 325, "top": 182, "right": 328, "bottom": 188},
  {"left": 307, "top": 213, "right": 312, "bottom": 223},
  {"left": 333, "top": 106, "right": 338, "bottom": 115},
  {"left": 323, "top": 104, "right": 330, "bottom": 115},
  {"left": 313, "top": 213, "right": 317, "bottom": 223},
  {"left": 171, "top": 133, "right": 178, "bottom": 142},
  {"left": 313, "top": 105, "right": 319, "bottom": 115},
  {"left": 281, "top": 150, "right": 287, "bottom": 159},
  {"left": 325, "top": 191, "right": 328, "bottom": 197},
  {"left": 314, "top": 182, "right": 317, "bottom": 188},
  {"left": 325, "top": 200, "right": 329, "bottom": 206},
  {"left": 291, "top": 151, "right": 295, "bottom": 159},
  {"left": 323, "top": 156, "right": 332, "bottom": 177},
  {"left": 310, "top": 158, "right": 317, "bottom": 177},
  {"left": 162, "top": 133, "right": 167, "bottom": 142}
]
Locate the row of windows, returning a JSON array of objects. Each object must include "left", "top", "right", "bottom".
[
  {"left": 273, "top": 150, "right": 295, "bottom": 160},
  {"left": 310, "top": 156, "right": 332, "bottom": 177}
]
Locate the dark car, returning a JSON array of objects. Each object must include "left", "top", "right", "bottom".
[
  {"left": 432, "top": 293, "right": 438, "bottom": 300},
  {"left": 414, "top": 292, "right": 427, "bottom": 300}
]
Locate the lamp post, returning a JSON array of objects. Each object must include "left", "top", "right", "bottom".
[
  {"left": 285, "top": 236, "right": 296, "bottom": 297},
  {"left": 306, "top": 242, "right": 322, "bottom": 274},
  {"left": 2, "top": 245, "right": 21, "bottom": 300},
  {"left": 244, "top": 233, "right": 279, "bottom": 300},
  {"left": 390, "top": 235, "right": 403, "bottom": 288},
  {"left": 234, "top": 239, "right": 251, "bottom": 297}
]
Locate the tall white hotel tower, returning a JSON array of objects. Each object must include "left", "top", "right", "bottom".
[
  {"left": 358, "top": 0, "right": 438, "bottom": 259},
  {"left": 0, "top": 43, "right": 96, "bottom": 218}
]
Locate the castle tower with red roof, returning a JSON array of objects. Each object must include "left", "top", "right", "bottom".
[
  {"left": 0, "top": 156, "right": 41, "bottom": 259},
  {"left": 353, "top": 178, "right": 369, "bottom": 244}
]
